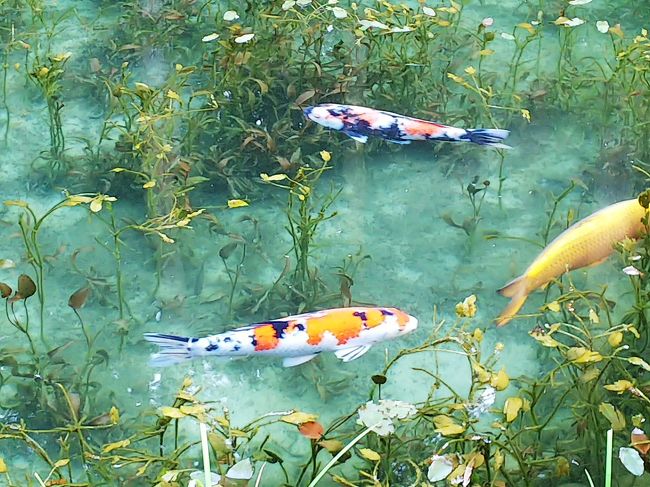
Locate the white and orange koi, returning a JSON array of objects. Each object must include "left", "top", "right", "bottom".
[
  {"left": 144, "top": 307, "right": 417, "bottom": 367},
  {"left": 304, "top": 103, "right": 510, "bottom": 148},
  {"left": 497, "top": 198, "right": 648, "bottom": 326}
]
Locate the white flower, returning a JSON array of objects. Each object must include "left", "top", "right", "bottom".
[
  {"left": 297, "top": 0, "right": 312, "bottom": 5},
  {"left": 358, "top": 19, "right": 389, "bottom": 30},
  {"left": 282, "top": 0, "right": 296, "bottom": 9},
  {"left": 569, "top": 0, "right": 592, "bottom": 4},
  {"left": 391, "top": 26, "right": 413, "bottom": 33},
  {"left": 234, "top": 33, "right": 255, "bottom": 44},
  {"left": 565, "top": 17, "right": 585, "bottom": 27},
  {"left": 623, "top": 265, "right": 642, "bottom": 276},
  {"left": 331, "top": 6, "right": 347, "bottom": 18},
  {"left": 201, "top": 33, "right": 219, "bottom": 42},
  {"left": 226, "top": 458, "right": 254, "bottom": 480},
  {"left": 428, "top": 455, "right": 454, "bottom": 482},
  {"left": 422, "top": 6, "right": 436, "bottom": 17},
  {"left": 326, "top": 24, "right": 334, "bottom": 32},
  {"left": 189, "top": 471, "right": 222, "bottom": 486},
  {"left": 596, "top": 20, "right": 610, "bottom": 33},
  {"left": 467, "top": 386, "right": 496, "bottom": 418},
  {"left": 501, "top": 32, "right": 515, "bottom": 40},
  {"left": 619, "top": 447, "right": 644, "bottom": 476},
  {"left": 223, "top": 10, "right": 239, "bottom": 21},
  {"left": 357, "top": 400, "right": 417, "bottom": 436},
  {"left": 482, "top": 17, "right": 494, "bottom": 27}
]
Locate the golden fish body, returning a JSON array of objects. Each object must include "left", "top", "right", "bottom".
[{"left": 497, "top": 198, "right": 648, "bottom": 326}]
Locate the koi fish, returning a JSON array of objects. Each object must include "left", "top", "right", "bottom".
[
  {"left": 144, "top": 307, "right": 417, "bottom": 367},
  {"left": 497, "top": 198, "right": 648, "bottom": 326},
  {"left": 304, "top": 103, "right": 510, "bottom": 148}
]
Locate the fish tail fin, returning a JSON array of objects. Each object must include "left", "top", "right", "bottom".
[
  {"left": 466, "top": 128, "right": 511, "bottom": 149},
  {"left": 144, "top": 333, "right": 194, "bottom": 367},
  {"left": 496, "top": 276, "right": 528, "bottom": 326}
]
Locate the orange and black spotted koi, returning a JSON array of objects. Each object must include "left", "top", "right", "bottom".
[
  {"left": 304, "top": 103, "right": 511, "bottom": 148},
  {"left": 144, "top": 307, "right": 417, "bottom": 367}
]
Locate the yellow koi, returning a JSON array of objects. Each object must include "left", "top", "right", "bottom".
[{"left": 496, "top": 198, "right": 648, "bottom": 326}]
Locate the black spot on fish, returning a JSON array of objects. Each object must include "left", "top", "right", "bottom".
[
  {"left": 295, "top": 323, "right": 305, "bottom": 331},
  {"left": 353, "top": 311, "right": 368, "bottom": 322},
  {"left": 206, "top": 343, "right": 219, "bottom": 352},
  {"left": 269, "top": 321, "right": 291, "bottom": 338},
  {"left": 224, "top": 337, "right": 232, "bottom": 343},
  {"left": 233, "top": 344, "right": 241, "bottom": 351},
  {"left": 380, "top": 309, "right": 394, "bottom": 316}
]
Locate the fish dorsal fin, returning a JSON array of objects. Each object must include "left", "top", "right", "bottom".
[
  {"left": 282, "top": 354, "right": 319, "bottom": 368},
  {"left": 334, "top": 345, "right": 372, "bottom": 363},
  {"left": 343, "top": 131, "right": 368, "bottom": 143}
]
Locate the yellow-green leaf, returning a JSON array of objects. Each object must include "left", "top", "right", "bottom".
[
  {"left": 504, "top": 397, "right": 523, "bottom": 422},
  {"left": 546, "top": 301, "right": 561, "bottom": 312},
  {"left": 580, "top": 366, "right": 600, "bottom": 383},
  {"left": 54, "top": 458, "right": 70, "bottom": 468},
  {"left": 599, "top": 402, "right": 626, "bottom": 430},
  {"left": 518, "top": 22, "right": 535, "bottom": 34},
  {"left": 4, "top": 200, "right": 29, "bottom": 207},
  {"left": 281, "top": 411, "right": 318, "bottom": 425},
  {"left": 608, "top": 331, "right": 623, "bottom": 347},
  {"left": 588, "top": 309, "right": 600, "bottom": 324},
  {"left": 160, "top": 406, "right": 186, "bottom": 419},
  {"left": 604, "top": 379, "right": 634, "bottom": 393},
  {"left": 433, "top": 415, "right": 465, "bottom": 436},
  {"left": 102, "top": 439, "right": 130, "bottom": 453},
  {"left": 359, "top": 448, "right": 381, "bottom": 461},
  {"left": 0, "top": 458, "right": 6, "bottom": 473},
  {"left": 180, "top": 404, "right": 207, "bottom": 416},
  {"left": 479, "top": 49, "right": 494, "bottom": 56},
  {"left": 260, "top": 173, "right": 288, "bottom": 182},
  {"left": 143, "top": 180, "right": 156, "bottom": 189},
  {"left": 110, "top": 406, "right": 120, "bottom": 424},
  {"left": 166, "top": 89, "right": 181, "bottom": 102},
  {"left": 566, "top": 347, "right": 603, "bottom": 364},
  {"left": 89, "top": 198, "right": 103, "bottom": 213},
  {"left": 628, "top": 357, "right": 650, "bottom": 371},
  {"left": 490, "top": 368, "right": 510, "bottom": 391},
  {"left": 318, "top": 439, "right": 344, "bottom": 454},
  {"left": 319, "top": 150, "right": 331, "bottom": 162},
  {"left": 227, "top": 199, "right": 249, "bottom": 208}
]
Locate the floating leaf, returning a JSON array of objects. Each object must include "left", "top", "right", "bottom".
[
  {"left": 68, "top": 286, "right": 92, "bottom": 309},
  {"left": 223, "top": 10, "right": 240, "bottom": 21},
  {"left": 490, "top": 368, "right": 510, "bottom": 391},
  {"left": 566, "top": 347, "right": 602, "bottom": 363},
  {"left": 299, "top": 421, "right": 324, "bottom": 440},
  {"left": 604, "top": 380, "right": 634, "bottom": 394},
  {"left": 599, "top": 402, "right": 626, "bottom": 430},
  {"left": 359, "top": 448, "right": 380, "bottom": 462},
  {"left": 226, "top": 458, "right": 253, "bottom": 480},
  {"left": 260, "top": 173, "right": 288, "bottom": 182},
  {"left": 227, "top": 199, "right": 249, "bottom": 208},
  {"left": 53, "top": 459, "right": 70, "bottom": 468},
  {"left": 427, "top": 455, "right": 453, "bottom": 482},
  {"left": 281, "top": 411, "right": 318, "bottom": 425},
  {"left": 433, "top": 415, "right": 465, "bottom": 436},
  {"left": 17, "top": 274, "right": 36, "bottom": 299},
  {"left": 504, "top": 397, "right": 523, "bottom": 422},
  {"left": 103, "top": 439, "right": 130, "bottom": 453},
  {"left": 596, "top": 20, "right": 610, "bottom": 34},
  {"left": 619, "top": 447, "right": 644, "bottom": 476},
  {"left": 219, "top": 242, "right": 238, "bottom": 260},
  {"left": 143, "top": 180, "right": 156, "bottom": 189},
  {"left": 234, "top": 33, "right": 255, "bottom": 44},
  {"left": 202, "top": 33, "right": 220, "bottom": 42}
]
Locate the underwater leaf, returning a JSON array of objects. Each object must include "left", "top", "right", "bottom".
[
  {"left": 227, "top": 199, "right": 249, "bottom": 208},
  {"left": 17, "top": 274, "right": 36, "bottom": 299},
  {"left": 504, "top": 397, "right": 523, "bottom": 422},
  {"left": 68, "top": 286, "right": 91, "bottom": 309},
  {"left": 619, "top": 447, "right": 644, "bottom": 476},
  {"left": 588, "top": 309, "right": 600, "bottom": 323},
  {"left": 226, "top": 458, "right": 253, "bottom": 480},
  {"left": 299, "top": 421, "right": 324, "bottom": 440},
  {"left": 281, "top": 411, "right": 318, "bottom": 425},
  {"left": 234, "top": 33, "right": 255, "bottom": 44},
  {"left": 219, "top": 242, "right": 239, "bottom": 260},
  {"left": 599, "top": 403, "right": 626, "bottom": 431},
  {"left": 493, "top": 449, "right": 504, "bottom": 471},
  {"left": 295, "top": 90, "right": 315, "bottom": 106},
  {"left": 580, "top": 366, "right": 600, "bottom": 383},
  {"left": 102, "top": 439, "right": 130, "bottom": 453},
  {"left": 0, "top": 283, "right": 12, "bottom": 299},
  {"left": 53, "top": 459, "right": 70, "bottom": 468},
  {"left": 518, "top": 22, "right": 536, "bottom": 34},
  {"left": 546, "top": 301, "right": 560, "bottom": 312},
  {"left": 428, "top": 455, "right": 453, "bottom": 481},
  {"left": 318, "top": 439, "right": 344, "bottom": 454},
  {"left": 260, "top": 173, "right": 288, "bottom": 182},
  {"left": 159, "top": 406, "right": 186, "bottom": 419},
  {"left": 596, "top": 21, "right": 610, "bottom": 33},
  {"left": 331, "top": 6, "right": 347, "bottom": 19},
  {"left": 422, "top": 6, "right": 436, "bottom": 17},
  {"left": 142, "top": 180, "right": 156, "bottom": 189},
  {"left": 358, "top": 448, "right": 380, "bottom": 462},
  {"left": 472, "top": 362, "right": 491, "bottom": 383},
  {"left": 4, "top": 200, "right": 28, "bottom": 207},
  {"left": 604, "top": 380, "right": 634, "bottom": 394},
  {"left": 631, "top": 428, "right": 650, "bottom": 455},
  {"left": 490, "top": 368, "right": 509, "bottom": 391},
  {"left": 0, "top": 458, "right": 6, "bottom": 473},
  {"left": 433, "top": 415, "right": 465, "bottom": 436},
  {"left": 319, "top": 150, "right": 331, "bottom": 162},
  {"left": 0, "top": 259, "right": 15, "bottom": 269},
  {"left": 223, "top": 10, "right": 239, "bottom": 21},
  {"left": 180, "top": 404, "right": 208, "bottom": 417},
  {"left": 566, "top": 347, "right": 602, "bottom": 364},
  {"left": 530, "top": 330, "right": 561, "bottom": 348},
  {"left": 628, "top": 357, "right": 650, "bottom": 371},
  {"left": 202, "top": 33, "right": 220, "bottom": 42}
]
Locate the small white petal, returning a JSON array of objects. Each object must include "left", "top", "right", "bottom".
[
  {"left": 501, "top": 32, "right": 515, "bottom": 40},
  {"left": 331, "top": 6, "right": 347, "bottom": 18},
  {"left": 565, "top": 17, "right": 585, "bottom": 27},
  {"left": 223, "top": 10, "right": 239, "bottom": 21},
  {"left": 428, "top": 455, "right": 454, "bottom": 482},
  {"left": 281, "top": 0, "right": 296, "bottom": 10},
  {"left": 482, "top": 17, "right": 494, "bottom": 27},
  {"left": 623, "top": 265, "right": 642, "bottom": 276},
  {"left": 297, "top": 0, "right": 312, "bottom": 5},
  {"left": 422, "top": 6, "right": 436, "bottom": 17},
  {"left": 596, "top": 20, "right": 610, "bottom": 33},
  {"left": 569, "top": 0, "right": 592, "bottom": 4},
  {"left": 328, "top": 0, "right": 338, "bottom": 4},
  {"left": 201, "top": 33, "right": 220, "bottom": 42},
  {"left": 234, "top": 33, "right": 255, "bottom": 44},
  {"left": 391, "top": 26, "right": 413, "bottom": 33},
  {"left": 619, "top": 447, "right": 644, "bottom": 476},
  {"left": 326, "top": 24, "right": 334, "bottom": 32},
  {"left": 226, "top": 458, "right": 254, "bottom": 480},
  {"left": 359, "top": 19, "right": 389, "bottom": 30}
]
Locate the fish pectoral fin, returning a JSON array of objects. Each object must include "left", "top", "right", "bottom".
[
  {"left": 387, "top": 139, "right": 411, "bottom": 145},
  {"left": 282, "top": 354, "right": 319, "bottom": 368},
  {"left": 343, "top": 131, "right": 368, "bottom": 143},
  {"left": 334, "top": 345, "right": 372, "bottom": 363}
]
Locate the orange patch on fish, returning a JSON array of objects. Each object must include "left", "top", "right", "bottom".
[
  {"left": 253, "top": 325, "right": 280, "bottom": 351},
  {"left": 401, "top": 119, "right": 445, "bottom": 137},
  {"left": 390, "top": 308, "right": 411, "bottom": 329},
  {"left": 306, "top": 308, "right": 384, "bottom": 346}
]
